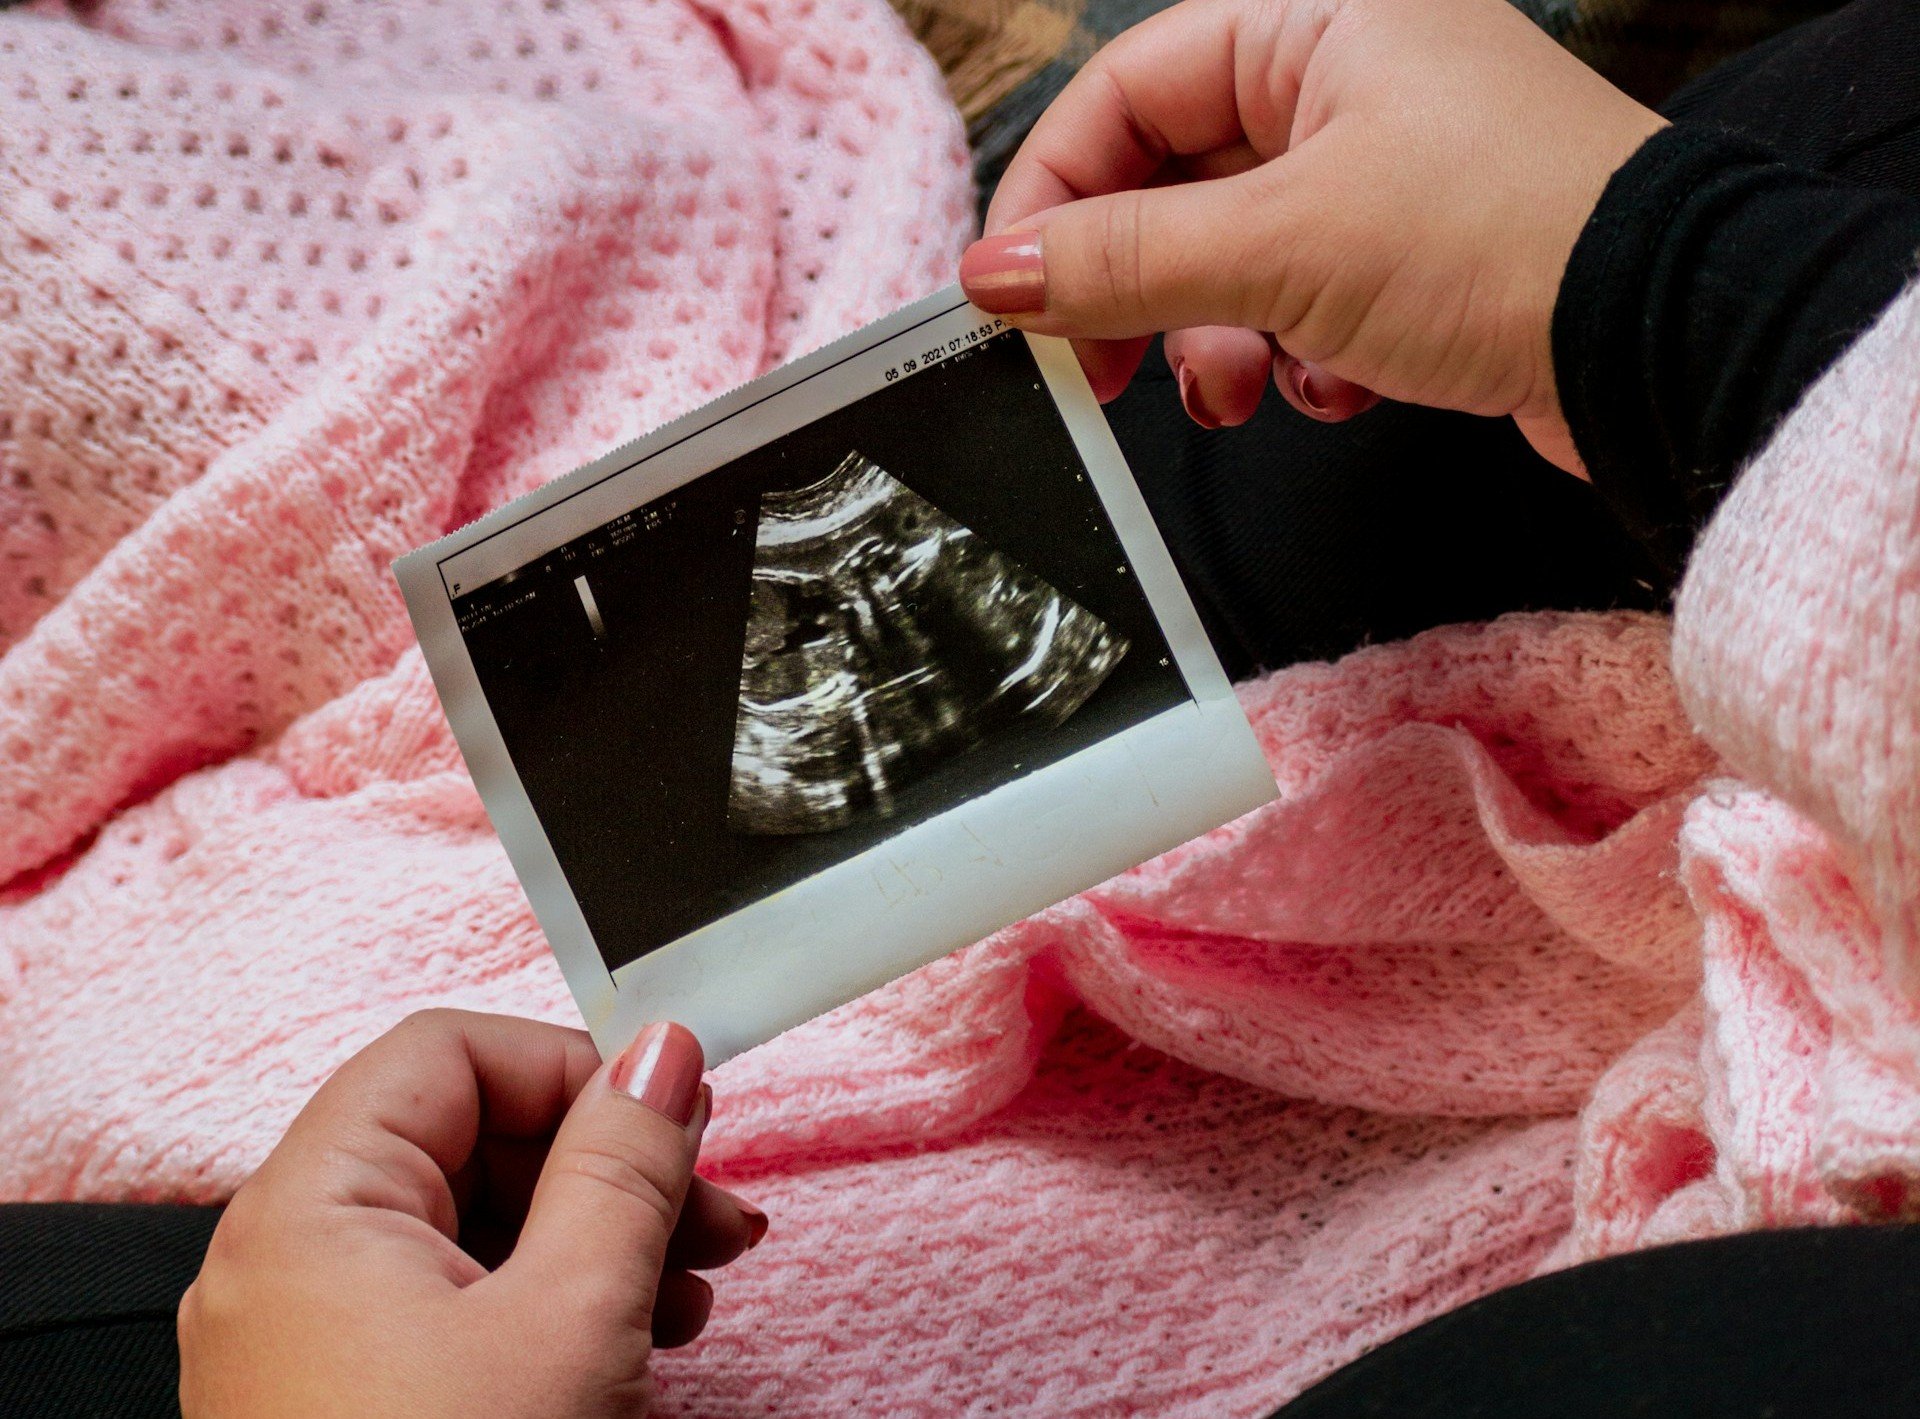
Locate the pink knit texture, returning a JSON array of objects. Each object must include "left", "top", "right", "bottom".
[{"left": 5, "top": 3, "right": 1920, "bottom": 1414}]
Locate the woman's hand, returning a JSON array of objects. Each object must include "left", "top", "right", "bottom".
[
  {"left": 178, "top": 1010, "right": 765, "bottom": 1418},
  {"left": 960, "top": 0, "right": 1664, "bottom": 469}
]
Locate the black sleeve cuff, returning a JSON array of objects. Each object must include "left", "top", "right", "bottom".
[{"left": 1552, "top": 122, "right": 1920, "bottom": 576}]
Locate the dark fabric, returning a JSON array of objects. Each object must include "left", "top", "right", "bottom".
[
  {"left": 1555, "top": 124, "right": 1920, "bottom": 574},
  {"left": 1555, "top": 0, "right": 1842, "bottom": 107},
  {"left": 1117, "top": 364, "right": 1666, "bottom": 678},
  {"left": 1658, "top": 0, "right": 1920, "bottom": 186},
  {"left": 1267, "top": 1225, "right": 1920, "bottom": 1418},
  {"left": 1105, "top": 0, "right": 1920, "bottom": 678},
  {"left": 0, "top": 1203, "right": 220, "bottom": 1419}
]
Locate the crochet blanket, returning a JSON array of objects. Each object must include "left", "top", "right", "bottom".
[{"left": 4, "top": 2, "right": 1919, "bottom": 1415}]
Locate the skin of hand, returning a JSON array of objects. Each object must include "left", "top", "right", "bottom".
[
  {"left": 177, "top": 1010, "right": 766, "bottom": 1419},
  {"left": 960, "top": 0, "right": 1666, "bottom": 471}
]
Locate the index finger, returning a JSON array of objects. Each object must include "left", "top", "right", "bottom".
[
  {"left": 984, "top": 0, "right": 1275, "bottom": 235},
  {"left": 268, "top": 1009, "right": 600, "bottom": 1220}
]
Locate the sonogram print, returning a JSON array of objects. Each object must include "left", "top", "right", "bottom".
[{"left": 728, "top": 452, "right": 1129, "bottom": 834}]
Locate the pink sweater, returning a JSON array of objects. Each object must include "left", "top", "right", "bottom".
[{"left": 4, "top": 3, "right": 1917, "bottom": 1414}]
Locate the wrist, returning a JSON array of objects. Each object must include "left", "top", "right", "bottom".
[
  {"left": 1552, "top": 121, "right": 1920, "bottom": 573},
  {"left": 1517, "top": 109, "right": 1668, "bottom": 466}
]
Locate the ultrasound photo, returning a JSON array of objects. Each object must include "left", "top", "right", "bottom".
[
  {"left": 439, "top": 324, "right": 1195, "bottom": 975},
  {"left": 728, "top": 451, "right": 1129, "bottom": 835}
]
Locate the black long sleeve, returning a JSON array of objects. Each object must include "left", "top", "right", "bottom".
[{"left": 1553, "top": 122, "right": 1920, "bottom": 574}]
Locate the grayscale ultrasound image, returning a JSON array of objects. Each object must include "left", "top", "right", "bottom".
[
  {"left": 728, "top": 452, "right": 1129, "bottom": 834},
  {"left": 455, "top": 326, "right": 1191, "bottom": 971}
]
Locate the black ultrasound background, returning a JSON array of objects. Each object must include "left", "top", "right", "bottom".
[{"left": 455, "top": 329, "right": 1191, "bottom": 974}]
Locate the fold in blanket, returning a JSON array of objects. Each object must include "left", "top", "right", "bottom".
[{"left": 3, "top": 4, "right": 1918, "bottom": 1416}]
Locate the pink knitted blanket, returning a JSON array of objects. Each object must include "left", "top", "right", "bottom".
[{"left": 5, "top": 3, "right": 1920, "bottom": 1414}]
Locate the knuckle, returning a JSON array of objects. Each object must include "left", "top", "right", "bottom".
[
  {"left": 384, "top": 1006, "right": 484, "bottom": 1059},
  {"left": 204, "top": 1185, "right": 264, "bottom": 1259},
  {"left": 1097, "top": 190, "right": 1150, "bottom": 323},
  {"left": 174, "top": 1284, "right": 211, "bottom": 1409},
  {"left": 557, "top": 1141, "right": 681, "bottom": 1236},
  {"left": 176, "top": 1230, "right": 252, "bottom": 1348},
  {"left": 397, "top": 1006, "right": 463, "bottom": 1036},
  {"left": 558, "top": 1273, "right": 650, "bottom": 1340},
  {"left": 1242, "top": 185, "right": 1312, "bottom": 334},
  {"left": 175, "top": 1279, "right": 203, "bottom": 1345}
]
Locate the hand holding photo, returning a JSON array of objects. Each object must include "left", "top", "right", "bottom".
[{"left": 395, "top": 288, "right": 1276, "bottom": 1063}]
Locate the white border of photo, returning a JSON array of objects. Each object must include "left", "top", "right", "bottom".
[{"left": 394, "top": 286, "right": 1277, "bottom": 1065}]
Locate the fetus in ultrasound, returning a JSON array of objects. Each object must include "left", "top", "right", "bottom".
[{"left": 728, "top": 452, "right": 1129, "bottom": 834}]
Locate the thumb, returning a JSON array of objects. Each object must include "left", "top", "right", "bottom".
[
  {"left": 961, "top": 168, "right": 1289, "bottom": 339},
  {"left": 504, "top": 1021, "right": 708, "bottom": 1325}
]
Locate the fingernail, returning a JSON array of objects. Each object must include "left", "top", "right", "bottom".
[
  {"left": 960, "top": 231, "right": 1045, "bottom": 315},
  {"left": 1287, "top": 359, "right": 1331, "bottom": 416},
  {"left": 1174, "top": 359, "right": 1220, "bottom": 430},
  {"left": 1279, "top": 356, "right": 1381, "bottom": 422},
  {"left": 609, "top": 1021, "right": 705, "bottom": 1127},
  {"left": 738, "top": 1198, "right": 769, "bottom": 1250}
]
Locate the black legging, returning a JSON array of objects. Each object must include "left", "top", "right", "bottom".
[
  {"left": 0, "top": 1205, "right": 217, "bottom": 1417},
  {"left": 9, "top": 2, "right": 1920, "bottom": 1415},
  {"left": 1271, "top": 1225, "right": 1920, "bottom": 1418}
]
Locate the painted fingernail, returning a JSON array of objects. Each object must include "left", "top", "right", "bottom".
[
  {"left": 1174, "top": 359, "right": 1220, "bottom": 430},
  {"left": 1280, "top": 356, "right": 1382, "bottom": 422},
  {"left": 1287, "top": 359, "right": 1331, "bottom": 416},
  {"left": 739, "top": 1198, "right": 769, "bottom": 1249},
  {"left": 609, "top": 1021, "right": 705, "bottom": 1127},
  {"left": 960, "top": 231, "right": 1045, "bottom": 315}
]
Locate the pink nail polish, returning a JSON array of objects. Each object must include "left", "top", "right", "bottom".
[
  {"left": 1289, "top": 361, "right": 1331, "bottom": 416},
  {"left": 1175, "top": 360, "right": 1220, "bottom": 431},
  {"left": 609, "top": 1021, "right": 705, "bottom": 1126},
  {"left": 1280, "top": 357, "right": 1381, "bottom": 422},
  {"left": 739, "top": 1198, "right": 769, "bottom": 1249},
  {"left": 960, "top": 232, "right": 1045, "bottom": 315}
]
